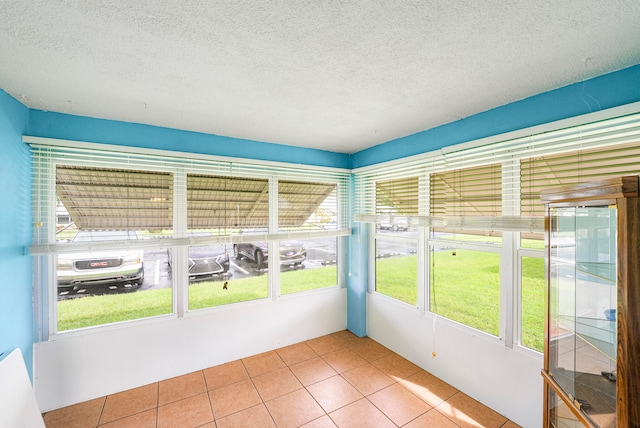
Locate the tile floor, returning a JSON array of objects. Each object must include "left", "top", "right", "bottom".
[{"left": 42, "top": 330, "right": 521, "bottom": 428}]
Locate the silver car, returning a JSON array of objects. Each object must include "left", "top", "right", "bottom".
[{"left": 57, "top": 230, "right": 144, "bottom": 289}]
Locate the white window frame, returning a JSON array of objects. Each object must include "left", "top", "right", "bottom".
[
  {"left": 353, "top": 102, "right": 640, "bottom": 355},
  {"left": 27, "top": 137, "right": 350, "bottom": 340}
]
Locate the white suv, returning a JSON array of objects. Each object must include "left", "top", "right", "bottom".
[{"left": 57, "top": 230, "right": 144, "bottom": 290}]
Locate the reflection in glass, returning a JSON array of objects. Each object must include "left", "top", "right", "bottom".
[{"left": 548, "top": 206, "right": 617, "bottom": 427}]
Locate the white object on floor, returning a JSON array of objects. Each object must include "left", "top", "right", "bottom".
[{"left": 0, "top": 349, "right": 45, "bottom": 428}]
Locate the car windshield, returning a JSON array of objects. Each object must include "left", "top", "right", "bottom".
[{"left": 73, "top": 230, "right": 139, "bottom": 242}]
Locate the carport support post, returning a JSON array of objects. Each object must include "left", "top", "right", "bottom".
[{"left": 346, "top": 221, "right": 368, "bottom": 338}]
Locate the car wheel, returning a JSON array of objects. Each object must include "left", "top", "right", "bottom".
[
  {"left": 233, "top": 245, "right": 242, "bottom": 260},
  {"left": 255, "top": 249, "right": 265, "bottom": 269}
]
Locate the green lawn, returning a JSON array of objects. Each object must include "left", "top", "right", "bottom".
[
  {"left": 59, "top": 255, "right": 545, "bottom": 352},
  {"left": 376, "top": 250, "right": 545, "bottom": 352},
  {"left": 58, "top": 267, "right": 338, "bottom": 331}
]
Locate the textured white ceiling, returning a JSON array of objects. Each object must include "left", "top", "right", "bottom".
[{"left": 1, "top": 1, "right": 639, "bottom": 154}]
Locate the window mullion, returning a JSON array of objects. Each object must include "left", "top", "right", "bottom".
[
  {"left": 174, "top": 169, "right": 187, "bottom": 317},
  {"left": 268, "top": 176, "right": 279, "bottom": 300}
]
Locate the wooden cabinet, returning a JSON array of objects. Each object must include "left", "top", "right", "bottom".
[{"left": 541, "top": 176, "right": 640, "bottom": 428}]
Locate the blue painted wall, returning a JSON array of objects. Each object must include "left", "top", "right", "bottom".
[
  {"left": 0, "top": 90, "right": 32, "bottom": 377},
  {"left": 351, "top": 64, "right": 640, "bottom": 168},
  {"left": 27, "top": 111, "right": 351, "bottom": 169}
]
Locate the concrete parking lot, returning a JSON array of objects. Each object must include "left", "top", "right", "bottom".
[{"left": 57, "top": 237, "right": 340, "bottom": 298}]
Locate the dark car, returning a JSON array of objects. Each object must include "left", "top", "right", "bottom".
[
  {"left": 233, "top": 240, "right": 306, "bottom": 269},
  {"left": 168, "top": 244, "right": 230, "bottom": 282}
]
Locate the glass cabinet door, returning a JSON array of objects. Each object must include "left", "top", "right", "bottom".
[{"left": 548, "top": 206, "right": 617, "bottom": 427}]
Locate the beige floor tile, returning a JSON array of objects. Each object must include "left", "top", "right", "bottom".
[
  {"left": 348, "top": 337, "right": 392, "bottom": 362},
  {"left": 209, "top": 378, "right": 262, "bottom": 419},
  {"left": 215, "top": 403, "right": 276, "bottom": 428},
  {"left": 341, "top": 363, "right": 394, "bottom": 396},
  {"left": 100, "top": 383, "right": 158, "bottom": 425},
  {"left": 399, "top": 370, "right": 458, "bottom": 407},
  {"left": 97, "top": 409, "right": 156, "bottom": 428},
  {"left": 321, "top": 348, "right": 368, "bottom": 373},
  {"left": 306, "top": 334, "right": 345, "bottom": 355},
  {"left": 242, "top": 351, "right": 286, "bottom": 377},
  {"left": 157, "top": 392, "right": 213, "bottom": 428},
  {"left": 43, "top": 397, "right": 105, "bottom": 428},
  {"left": 158, "top": 370, "right": 207, "bottom": 406},
  {"left": 289, "top": 356, "right": 338, "bottom": 386},
  {"left": 276, "top": 342, "right": 318, "bottom": 366},
  {"left": 203, "top": 359, "right": 249, "bottom": 390},
  {"left": 251, "top": 367, "right": 303, "bottom": 401},
  {"left": 436, "top": 392, "right": 508, "bottom": 428},
  {"left": 307, "top": 375, "right": 363, "bottom": 413},
  {"left": 300, "top": 415, "right": 337, "bottom": 428},
  {"left": 330, "top": 330, "right": 364, "bottom": 348},
  {"left": 371, "top": 352, "right": 422, "bottom": 381},
  {"left": 403, "top": 408, "right": 461, "bottom": 428},
  {"left": 328, "top": 398, "right": 395, "bottom": 428},
  {"left": 265, "top": 388, "right": 325, "bottom": 428},
  {"left": 368, "top": 383, "right": 432, "bottom": 426},
  {"left": 300, "top": 414, "right": 338, "bottom": 427}
]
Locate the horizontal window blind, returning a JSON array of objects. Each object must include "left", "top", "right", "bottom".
[
  {"left": 187, "top": 174, "right": 269, "bottom": 230},
  {"left": 430, "top": 163, "right": 501, "bottom": 217},
  {"left": 521, "top": 141, "right": 640, "bottom": 219},
  {"left": 376, "top": 176, "right": 420, "bottom": 216},
  {"left": 28, "top": 138, "right": 350, "bottom": 254},
  {"left": 279, "top": 180, "right": 339, "bottom": 231},
  {"left": 354, "top": 109, "right": 640, "bottom": 233}
]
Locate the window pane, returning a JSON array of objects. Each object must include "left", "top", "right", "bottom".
[
  {"left": 188, "top": 174, "right": 269, "bottom": 231},
  {"left": 375, "top": 176, "right": 418, "bottom": 234},
  {"left": 375, "top": 238, "right": 417, "bottom": 305},
  {"left": 279, "top": 180, "right": 337, "bottom": 231},
  {"left": 57, "top": 245, "right": 172, "bottom": 331},
  {"left": 185, "top": 174, "right": 269, "bottom": 309},
  {"left": 55, "top": 165, "right": 173, "bottom": 331},
  {"left": 56, "top": 165, "right": 173, "bottom": 230},
  {"left": 521, "top": 256, "right": 545, "bottom": 352},
  {"left": 281, "top": 238, "right": 337, "bottom": 295},
  {"left": 429, "top": 247, "right": 500, "bottom": 336},
  {"left": 189, "top": 242, "right": 267, "bottom": 309}
]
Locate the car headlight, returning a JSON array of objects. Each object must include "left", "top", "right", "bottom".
[
  {"left": 57, "top": 257, "right": 73, "bottom": 269},
  {"left": 215, "top": 253, "right": 229, "bottom": 262}
]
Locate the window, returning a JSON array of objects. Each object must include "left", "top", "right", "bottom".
[
  {"left": 186, "top": 175, "right": 269, "bottom": 309},
  {"left": 54, "top": 165, "right": 174, "bottom": 331},
  {"left": 374, "top": 177, "right": 419, "bottom": 305},
  {"left": 30, "top": 141, "right": 349, "bottom": 336},
  {"left": 278, "top": 180, "right": 339, "bottom": 295},
  {"left": 429, "top": 163, "right": 502, "bottom": 336},
  {"left": 353, "top": 110, "right": 640, "bottom": 353}
]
